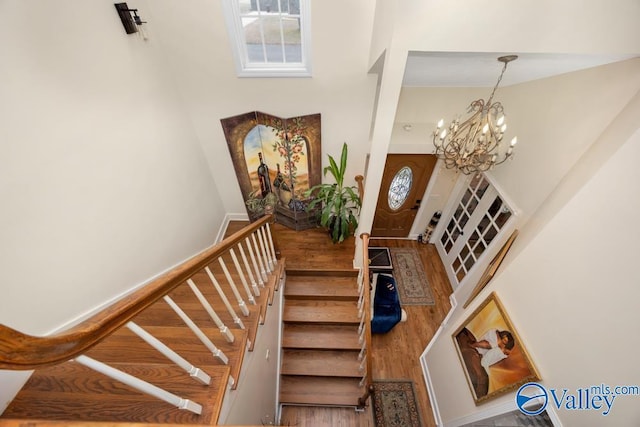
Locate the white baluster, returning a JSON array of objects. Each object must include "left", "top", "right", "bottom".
[
  {"left": 260, "top": 225, "right": 275, "bottom": 271},
  {"left": 359, "top": 354, "right": 367, "bottom": 371},
  {"left": 251, "top": 233, "right": 268, "bottom": 282},
  {"left": 359, "top": 371, "right": 367, "bottom": 387},
  {"left": 238, "top": 242, "right": 260, "bottom": 296},
  {"left": 358, "top": 344, "right": 366, "bottom": 362},
  {"left": 218, "top": 258, "right": 252, "bottom": 313},
  {"left": 358, "top": 316, "right": 365, "bottom": 340},
  {"left": 126, "top": 321, "right": 211, "bottom": 385},
  {"left": 230, "top": 248, "right": 257, "bottom": 302},
  {"left": 245, "top": 237, "right": 265, "bottom": 287},
  {"left": 187, "top": 279, "right": 235, "bottom": 343},
  {"left": 205, "top": 267, "right": 246, "bottom": 329},
  {"left": 258, "top": 227, "right": 273, "bottom": 272},
  {"left": 265, "top": 223, "right": 278, "bottom": 267},
  {"left": 164, "top": 296, "right": 229, "bottom": 365},
  {"left": 75, "top": 355, "right": 202, "bottom": 415}
]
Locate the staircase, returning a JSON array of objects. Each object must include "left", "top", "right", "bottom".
[
  {"left": 0, "top": 217, "right": 286, "bottom": 425},
  {"left": 0, "top": 220, "right": 375, "bottom": 425},
  {"left": 279, "top": 269, "right": 366, "bottom": 407}
]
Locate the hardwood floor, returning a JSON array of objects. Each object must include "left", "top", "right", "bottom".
[
  {"left": 368, "top": 238, "right": 452, "bottom": 427},
  {"left": 227, "top": 221, "right": 454, "bottom": 427}
]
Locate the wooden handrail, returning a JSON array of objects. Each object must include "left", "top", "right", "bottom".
[
  {"left": 0, "top": 215, "right": 274, "bottom": 370},
  {"left": 355, "top": 175, "right": 364, "bottom": 201},
  {"left": 357, "top": 232, "right": 374, "bottom": 408}
]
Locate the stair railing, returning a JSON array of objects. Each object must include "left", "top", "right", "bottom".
[
  {"left": 0, "top": 215, "right": 281, "bottom": 415},
  {"left": 355, "top": 174, "right": 364, "bottom": 201},
  {"left": 356, "top": 232, "right": 374, "bottom": 408}
]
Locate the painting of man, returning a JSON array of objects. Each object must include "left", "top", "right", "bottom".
[{"left": 453, "top": 293, "right": 540, "bottom": 404}]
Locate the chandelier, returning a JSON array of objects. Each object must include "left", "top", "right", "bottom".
[{"left": 433, "top": 55, "right": 519, "bottom": 175}]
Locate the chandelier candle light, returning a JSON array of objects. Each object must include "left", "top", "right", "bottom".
[{"left": 433, "top": 55, "right": 519, "bottom": 175}]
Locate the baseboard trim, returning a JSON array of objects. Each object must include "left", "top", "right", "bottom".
[{"left": 216, "top": 212, "right": 250, "bottom": 243}]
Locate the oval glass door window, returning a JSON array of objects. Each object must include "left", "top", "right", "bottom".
[{"left": 388, "top": 166, "right": 413, "bottom": 210}]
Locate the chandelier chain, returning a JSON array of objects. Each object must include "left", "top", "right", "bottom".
[{"left": 486, "top": 61, "right": 509, "bottom": 107}]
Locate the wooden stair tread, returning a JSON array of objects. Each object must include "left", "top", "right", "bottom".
[
  {"left": 281, "top": 349, "right": 361, "bottom": 377},
  {"left": 3, "top": 361, "right": 230, "bottom": 425},
  {"left": 1, "top": 225, "right": 286, "bottom": 425},
  {"left": 285, "top": 269, "right": 358, "bottom": 277},
  {"left": 86, "top": 326, "right": 248, "bottom": 389},
  {"left": 284, "top": 277, "right": 358, "bottom": 300},
  {"left": 279, "top": 376, "right": 362, "bottom": 406},
  {"left": 283, "top": 300, "right": 360, "bottom": 324},
  {"left": 133, "top": 298, "right": 261, "bottom": 329},
  {"left": 282, "top": 324, "right": 360, "bottom": 350},
  {"left": 88, "top": 326, "right": 247, "bottom": 360}
]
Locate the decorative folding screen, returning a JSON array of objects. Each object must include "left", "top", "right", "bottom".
[{"left": 220, "top": 111, "right": 322, "bottom": 229}]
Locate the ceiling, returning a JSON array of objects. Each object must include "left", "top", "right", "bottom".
[{"left": 402, "top": 52, "right": 638, "bottom": 87}]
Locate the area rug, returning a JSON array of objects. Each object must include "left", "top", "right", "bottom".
[
  {"left": 389, "top": 248, "right": 434, "bottom": 305},
  {"left": 372, "top": 380, "right": 423, "bottom": 427}
]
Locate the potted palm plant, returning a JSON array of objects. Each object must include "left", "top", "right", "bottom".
[{"left": 305, "top": 142, "right": 361, "bottom": 243}]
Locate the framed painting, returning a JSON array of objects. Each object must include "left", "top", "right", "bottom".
[
  {"left": 453, "top": 292, "right": 540, "bottom": 405},
  {"left": 220, "top": 112, "right": 321, "bottom": 229}
]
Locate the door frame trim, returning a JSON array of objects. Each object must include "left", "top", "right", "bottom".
[
  {"left": 372, "top": 153, "right": 438, "bottom": 238},
  {"left": 412, "top": 158, "right": 445, "bottom": 240},
  {"left": 434, "top": 172, "right": 519, "bottom": 290}
]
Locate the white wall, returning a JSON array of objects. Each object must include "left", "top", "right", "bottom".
[
  {"left": 0, "top": 0, "right": 224, "bottom": 333},
  {"left": 146, "top": 0, "right": 378, "bottom": 214},
  {"left": 367, "top": 1, "right": 640, "bottom": 424},
  {"left": 424, "top": 91, "right": 640, "bottom": 426},
  {"left": 361, "top": 0, "right": 640, "bottom": 239},
  {"left": 392, "top": 60, "right": 640, "bottom": 277},
  {"left": 399, "top": 0, "right": 640, "bottom": 54},
  {"left": 219, "top": 280, "right": 283, "bottom": 425},
  {"left": 0, "top": 0, "right": 225, "bottom": 410}
]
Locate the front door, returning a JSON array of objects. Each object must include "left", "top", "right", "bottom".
[{"left": 371, "top": 154, "right": 437, "bottom": 237}]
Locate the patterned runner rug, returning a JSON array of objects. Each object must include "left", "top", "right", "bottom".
[
  {"left": 390, "top": 247, "right": 434, "bottom": 305},
  {"left": 372, "top": 380, "right": 423, "bottom": 427}
]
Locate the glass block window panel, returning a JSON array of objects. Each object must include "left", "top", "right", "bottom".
[
  {"left": 478, "top": 215, "right": 491, "bottom": 233},
  {"left": 473, "top": 240, "right": 486, "bottom": 258},
  {"left": 484, "top": 225, "right": 498, "bottom": 244},
  {"left": 459, "top": 212, "right": 469, "bottom": 229},
  {"left": 224, "top": 0, "right": 311, "bottom": 77},
  {"left": 460, "top": 245, "right": 470, "bottom": 262},
  {"left": 488, "top": 196, "right": 502, "bottom": 217},
  {"left": 388, "top": 166, "right": 413, "bottom": 210},
  {"left": 444, "top": 238, "right": 453, "bottom": 253},
  {"left": 476, "top": 177, "right": 489, "bottom": 199},
  {"left": 461, "top": 189, "right": 472, "bottom": 206},
  {"left": 495, "top": 209, "right": 512, "bottom": 228}
]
